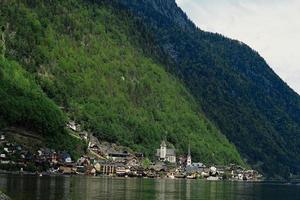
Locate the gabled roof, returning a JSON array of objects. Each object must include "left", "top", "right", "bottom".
[{"left": 166, "top": 149, "right": 175, "bottom": 156}]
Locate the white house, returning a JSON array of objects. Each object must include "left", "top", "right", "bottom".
[{"left": 0, "top": 135, "right": 5, "bottom": 141}]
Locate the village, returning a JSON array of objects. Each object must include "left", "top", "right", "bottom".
[{"left": 0, "top": 122, "right": 262, "bottom": 181}]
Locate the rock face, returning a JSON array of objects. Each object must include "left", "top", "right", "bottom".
[{"left": 0, "top": 191, "right": 11, "bottom": 200}]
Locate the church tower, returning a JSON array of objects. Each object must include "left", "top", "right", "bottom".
[
  {"left": 187, "top": 143, "right": 192, "bottom": 166},
  {"left": 160, "top": 140, "right": 167, "bottom": 160}
]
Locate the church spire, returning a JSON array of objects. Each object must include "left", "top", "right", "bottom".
[{"left": 187, "top": 142, "right": 192, "bottom": 166}]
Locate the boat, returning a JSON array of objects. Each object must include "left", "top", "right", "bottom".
[
  {"left": 175, "top": 174, "right": 186, "bottom": 179},
  {"left": 147, "top": 173, "right": 157, "bottom": 178},
  {"left": 168, "top": 173, "right": 175, "bottom": 179},
  {"left": 207, "top": 176, "right": 219, "bottom": 181},
  {"left": 186, "top": 175, "right": 196, "bottom": 179}
]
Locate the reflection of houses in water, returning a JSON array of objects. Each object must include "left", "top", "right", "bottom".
[
  {"left": 186, "top": 178, "right": 191, "bottom": 199},
  {"left": 155, "top": 179, "right": 178, "bottom": 200},
  {"left": 156, "top": 179, "right": 166, "bottom": 200}
]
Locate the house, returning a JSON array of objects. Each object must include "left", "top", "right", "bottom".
[
  {"left": 186, "top": 163, "right": 205, "bottom": 174},
  {"left": 3, "top": 147, "right": 9, "bottom": 153},
  {"left": 59, "top": 166, "right": 73, "bottom": 174},
  {"left": 149, "top": 162, "right": 167, "bottom": 172},
  {"left": 88, "top": 135, "right": 101, "bottom": 150},
  {"left": 49, "top": 153, "right": 58, "bottom": 164},
  {"left": 156, "top": 141, "right": 176, "bottom": 163},
  {"left": 108, "top": 152, "right": 130, "bottom": 161},
  {"left": 0, "top": 135, "right": 5, "bottom": 141},
  {"left": 116, "top": 166, "right": 129, "bottom": 176},
  {"left": 94, "top": 163, "right": 101, "bottom": 173},
  {"left": 97, "top": 163, "right": 117, "bottom": 175},
  {"left": 77, "top": 156, "right": 90, "bottom": 166},
  {"left": 59, "top": 151, "right": 72, "bottom": 163},
  {"left": 16, "top": 146, "right": 22, "bottom": 151},
  {"left": 135, "top": 153, "right": 144, "bottom": 158},
  {"left": 79, "top": 131, "right": 88, "bottom": 141},
  {"left": 126, "top": 157, "right": 138, "bottom": 167},
  {"left": 67, "top": 121, "right": 78, "bottom": 132}
]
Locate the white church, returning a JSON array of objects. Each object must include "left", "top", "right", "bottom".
[{"left": 156, "top": 140, "right": 176, "bottom": 163}]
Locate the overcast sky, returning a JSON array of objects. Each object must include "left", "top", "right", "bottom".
[{"left": 176, "top": 0, "right": 300, "bottom": 94}]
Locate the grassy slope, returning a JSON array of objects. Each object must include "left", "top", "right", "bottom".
[{"left": 0, "top": 0, "right": 244, "bottom": 165}]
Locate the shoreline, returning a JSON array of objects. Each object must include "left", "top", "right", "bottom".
[
  {"left": 0, "top": 170, "right": 267, "bottom": 183},
  {"left": 2, "top": 170, "right": 300, "bottom": 186}
]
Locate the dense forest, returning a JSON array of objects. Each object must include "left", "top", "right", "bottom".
[
  {"left": 1, "top": 0, "right": 299, "bottom": 178},
  {"left": 0, "top": 0, "right": 244, "bottom": 165},
  {"left": 116, "top": 0, "right": 300, "bottom": 178}
]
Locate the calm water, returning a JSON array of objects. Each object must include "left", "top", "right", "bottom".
[{"left": 0, "top": 174, "right": 299, "bottom": 200}]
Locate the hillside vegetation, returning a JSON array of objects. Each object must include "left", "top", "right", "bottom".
[
  {"left": 0, "top": 58, "right": 65, "bottom": 135},
  {"left": 0, "top": 0, "right": 244, "bottom": 165},
  {"left": 117, "top": 0, "right": 300, "bottom": 177},
  {"left": 0, "top": 58, "right": 85, "bottom": 158}
]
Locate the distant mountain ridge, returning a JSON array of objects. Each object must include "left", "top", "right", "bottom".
[{"left": 115, "top": 0, "right": 300, "bottom": 177}]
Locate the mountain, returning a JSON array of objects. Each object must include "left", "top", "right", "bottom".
[
  {"left": 0, "top": 0, "right": 244, "bottom": 165},
  {"left": 114, "top": 0, "right": 300, "bottom": 177},
  {"left": 1, "top": 0, "right": 299, "bottom": 178}
]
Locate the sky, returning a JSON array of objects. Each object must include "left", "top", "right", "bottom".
[{"left": 176, "top": 0, "right": 300, "bottom": 94}]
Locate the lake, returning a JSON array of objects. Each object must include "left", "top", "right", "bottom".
[{"left": 0, "top": 174, "right": 299, "bottom": 200}]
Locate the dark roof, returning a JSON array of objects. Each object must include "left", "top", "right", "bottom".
[
  {"left": 108, "top": 153, "right": 129, "bottom": 157},
  {"left": 166, "top": 149, "right": 175, "bottom": 156},
  {"left": 59, "top": 151, "right": 71, "bottom": 159}
]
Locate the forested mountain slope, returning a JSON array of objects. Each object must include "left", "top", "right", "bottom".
[
  {"left": 116, "top": 0, "right": 300, "bottom": 177},
  {"left": 0, "top": 0, "right": 244, "bottom": 165}
]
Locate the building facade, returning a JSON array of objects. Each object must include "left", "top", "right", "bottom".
[{"left": 156, "top": 141, "right": 176, "bottom": 163}]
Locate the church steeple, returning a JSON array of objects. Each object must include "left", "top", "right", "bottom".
[
  {"left": 160, "top": 140, "right": 167, "bottom": 160},
  {"left": 187, "top": 142, "right": 192, "bottom": 166}
]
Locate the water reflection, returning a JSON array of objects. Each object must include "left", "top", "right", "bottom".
[{"left": 0, "top": 174, "right": 299, "bottom": 200}]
